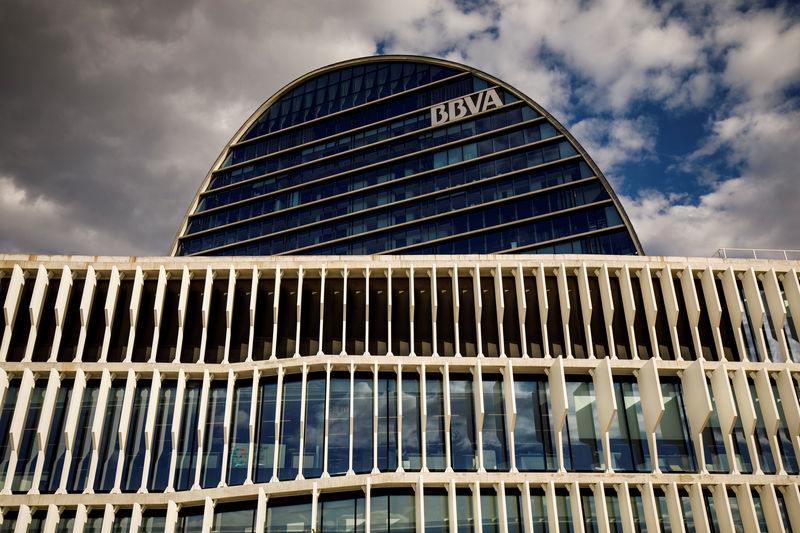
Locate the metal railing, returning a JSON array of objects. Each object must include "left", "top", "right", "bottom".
[{"left": 713, "top": 248, "right": 800, "bottom": 260}]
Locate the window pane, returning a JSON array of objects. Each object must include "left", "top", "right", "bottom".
[
  {"left": 227, "top": 380, "right": 252, "bottom": 485},
  {"left": 266, "top": 497, "right": 312, "bottom": 533},
  {"left": 556, "top": 489, "right": 574, "bottom": 533},
  {"left": 482, "top": 376, "right": 508, "bottom": 471},
  {"left": 530, "top": 487, "right": 548, "bottom": 533},
  {"left": 506, "top": 489, "right": 523, "bottom": 533},
  {"left": 371, "top": 491, "right": 415, "bottom": 533},
  {"left": 94, "top": 380, "right": 125, "bottom": 493},
  {"left": 175, "top": 381, "right": 202, "bottom": 491},
  {"left": 481, "top": 490, "right": 499, "bottom": 533},
  {"left": 514, "top": 379, "right": 556, "bottom": 471},
  {"left": 319, "top": 493, "right": 365, "bottom": 533},
  {"left": 424, "top": 491, "right": 449, "bottom": 532},
  {"left": 377, "top": 375, "right": 398, "bottom": 471},
  {"left": 39, "top": 379, "right": 72, "bottom": 493},
  {"left": 656, "top": 381, "right": 697, "bottom": 473},
  {"left": 328, "top": 374, "right": 351, "bottom": 475},
  {"left": 562, "top": 381, "right": 604, "bottom": 471},
  {"left": 425, "top": 375, "right": 446, "bottom": 471},
  {"left": 149, "top": 381, "right": 176, "bottom": 491},
  {"left": 402, "top": 375, "right": 422, "bottom": 471},
  {"left": 255, "top": 377, "right": 278, "bottom": 483},
  {"left": 456, "top": 490, "right": 474, "bottom": 533},
  {"left": 211, "top": 502, "right": 255, "bottom": 533},
  {"left": 450, "top": 377, "right": 477, "bottom": 471},
  {"left": 67, "top": 380, "right": 99, "bottom": 492},
  {"left": 303, "top": 374, "right": 326, "bottom": 478},
  {"left": 121, "top": 383, "right": 151, "bottom": 491},
  {"left": 278, "top": 376, "right": 302, "bottom": 480},
  {"left": 609, "top": 380, "right": 650, "bottom": 472}
]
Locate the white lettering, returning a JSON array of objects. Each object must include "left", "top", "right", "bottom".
[
  {"left": 481, "top": 88, "right": 503, "bottom": 112},
  {"left": 463, "top": 92, "right": 483, "bottom": 115},
  {"left": 448, "top": 99, "right": 469, "bottom": 121},
  {"left": 430, "top": 88, "right": 504, "bottom": 126},
  {"left": 430, "top": 104, "right": 448, "bottom": 126}
]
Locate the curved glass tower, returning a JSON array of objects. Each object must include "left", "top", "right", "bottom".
[{"left": 172, "top": 55, "right": 643, "bottom": 256}]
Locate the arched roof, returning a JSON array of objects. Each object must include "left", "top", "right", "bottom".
[{"left": 171, "top": 55, "right": 643, "bottom": 256}]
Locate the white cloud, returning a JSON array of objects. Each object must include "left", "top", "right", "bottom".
[
  {"left": 625, "top": 106, "right": 800, "bottom": 256},
  {"left": 570, "top": 117, "right": 658, "bottom": 178}
]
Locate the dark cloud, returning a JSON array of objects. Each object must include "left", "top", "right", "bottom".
[{"left": 0, "top": 0, "right": 798, "bottom": 257}]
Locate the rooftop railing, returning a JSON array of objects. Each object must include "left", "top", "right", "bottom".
[{"left": 713, "top": 247, "right": 800, "bottom": 260}]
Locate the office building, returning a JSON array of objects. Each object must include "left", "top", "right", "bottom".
[
  {"left": 0, "top": 56, "right": 797, "bottom": 533},
  {"left": 171, "top": 56, "right": 642, "bottom": 257}
]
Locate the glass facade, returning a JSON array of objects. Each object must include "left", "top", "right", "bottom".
[
  {"left": 0, "top": 255, "right": 797, "bottom": 532},
  {"left": 173, "top": 56, "right": 641, "bottom": 257}
]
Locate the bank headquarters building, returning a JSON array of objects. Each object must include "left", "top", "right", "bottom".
[{"left": 0, "top": 56, "right": 799, "bottom": 533}]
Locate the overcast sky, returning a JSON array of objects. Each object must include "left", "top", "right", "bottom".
[{"left": 1, "top": 0, "right": 799, "bottom": 257}]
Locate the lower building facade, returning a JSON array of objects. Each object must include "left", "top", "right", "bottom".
[{"left": 0, "top": 253, "right": 798, "bottom": 532}]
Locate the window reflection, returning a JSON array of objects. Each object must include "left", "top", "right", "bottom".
[
  {"left": 562, "top": 381, "right": 604, "bottom": 472},
  {"left": 609, "top": 379, "right": 650, "bottom": 472},
  {"left": 255, "top": 376, "right": 278, "bottom": 483},
  {"left": 328, "top": 373, "right": 351, "bottom": 475},
  {"left": 266, "top": 497, "right": 312, "bottom": 533},
  {"left": 175, "top": 380, "right": 202, "bottom": 491},
  {"left": 121, "top": 382, "right": 151, "bottom": 492},
  {"left": 481, "top": 376, "right": 508, "bottom": 471},
  {"left": 93, "top": 379, "right": 125, "bottom": 493},
  {"left": 401, "top": 375, "right": 422, "bottom": 471},
  {"left": 303, "top": 374, "right": 326, "bottom": 478},
  {"left": 227, "top": 379, "right": 252, "bottom": 485},
  {"left": 426, "top": 375, "right": 446, "bottom": 471},
  {"left": 278, "top": 375, "right": 302, "bottom": 480},
  {"left": 319, "top": 492, "right": 365, "bottom": 533},
  {"left": 39, "top": 379, "right": 72, "bottom": 493},
  {"left": 514, "top": 378, "right": 556, "bottom": 471},
  {"left": 150, "top": 381, "right": 176, "bottom": 491},
  {"left": 371, "top": 490, "right": 415, "bottom": 533},
  {"left": 450, "top": 377, "right": 477, "bottom": 471},
  {"left": 656, "top": 380, "right": 697, "bottom": 473}
]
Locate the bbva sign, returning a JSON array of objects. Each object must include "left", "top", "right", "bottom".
[{"left": 430, "top": 88, "right": 503, "bottom": 126}]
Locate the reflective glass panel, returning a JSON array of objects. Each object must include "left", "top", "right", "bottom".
[
  {"left": 328, "top": 374, "right": 350, "bottom": 475},
  {"left": 278, "top": 375, "right": 302, "bottom": 480},
  {"left": 562, "top": 380, "right": 604, "bottom": 471},
  {"left": 377, "top": 374, "right": 398, "bottom": 471},
  {"left": 303, "top": 373, "right": 326, "bottom": 478},
  {"left": 425, "top": 375, "right": 446, "bottom": 471},
  {"left": 402, "top": 375, "right": 422, "bottom": 471},
  {"left": 39, "top": 379, "right": 72, "bottom": 493},
  {"left": 482, "top": 376, "right": 508, "bottom": 471},
  {"left": 149, "top": 381, "right": 177, "bottom": 491},
  {"left": 609, "top": 380, "right": 650, "bottom": 472},
  {"left": 175, "top": 381, "right": 202, "bottom": 491},
  {"left": 227, "top": 380, "right": 252, "bottom": 485},
  {"left": 656, "top": 380, "right": 697, "bottom": 473},
  {"left": 211, "top": 502, "right": 255, "bottom": 533},
  {"left": 319, "top": 493, "right": 365, "bottom": 533},
  {"left": 371, "top": 490, "right": 415, "bottom": 533},
  {"left": 67, "top": 380, "right": 99, "bottom": 492},
  {"left": 514, "top": 378, "right": 555, "bottom": 471},
  {"left": 424, "top": 490, "right": 449, "bottom": 533},
  {"left": 266, "top": 497, "right": 312, "bottom": 532},
  {"left": 450, "top": 377, "right": 477, "bottom": 471},
  {"left": 255, "top": 377, "right": 278, "bottom": 483},
  {"left": 94, "top": 379, "right": 125, "bottom": 493},
  {"left": 121, "top": 383, "right": 150, "bottom": 492},
  {"left": 456, "top": 489, "right": 474, "bottom": 533}
]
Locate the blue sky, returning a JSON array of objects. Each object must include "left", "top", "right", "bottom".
[{"left": 0, "top": 0, "right": 798, "bottom": 257}]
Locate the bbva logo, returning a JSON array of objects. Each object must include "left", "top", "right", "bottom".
[{"left": 430, "top": 88, "right": 504, "bottom": 126}]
